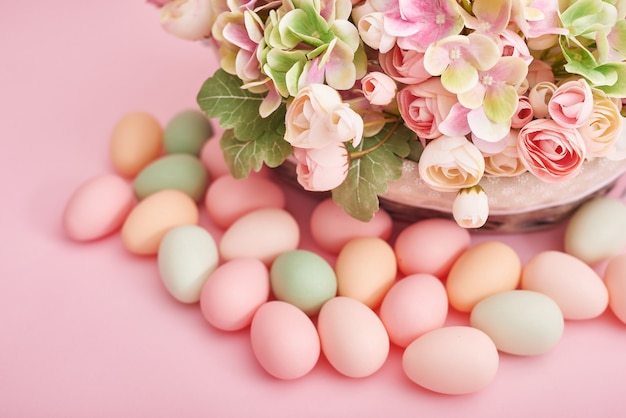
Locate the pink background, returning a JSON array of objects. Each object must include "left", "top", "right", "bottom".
[{"left": 3, "top": 1, "right": 626, "bottom": 416}]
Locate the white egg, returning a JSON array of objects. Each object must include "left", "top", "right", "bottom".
[{"left": 158, "top": 224, "right": 219, "bottom": 303}]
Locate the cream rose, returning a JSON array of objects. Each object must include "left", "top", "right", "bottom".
[
  {"left": 482, "top": 130, "right": 527, "bottom": 177},
  {"left": 293, "top": 143, "right": 350, "bottom": 191},
  {"left": 361, "top": 72, "right": 397, "bottom": 106},
  {"left": 160, "top": 0, "right": 216, "bottom": 41},
  {"left": 578, "top": 89, "right": 624, "bottom": 158},
  {"left": 517, "top": 119, "right": 586, "bottom": 182},
  {"left": 418, "top": 135, "right": 485, "bottom": 192},
  {"left": 285, "top": 84, "right": 364, "bottom": 149},
  {"left": 528, "top": 81, "right": 557, "bottom": 119}
]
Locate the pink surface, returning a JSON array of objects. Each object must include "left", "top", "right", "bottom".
[{"left": 3, "top": 2, "right": 626, "bottom": 416}]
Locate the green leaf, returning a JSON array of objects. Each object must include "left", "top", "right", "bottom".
[
  {"left": 220, "top": 128, "right": 293, "bottom": 178},
  {"left": 197, "top": 69, "right": 293, "bottom": 176},
  {"left": 331, "top": 122, "right": 413, "bottom": 221},
  {"left": 197, "top": 69, "right": 284, "bottom": 141},
  {"left": 595, "top": 62, "right": 626, "bottom": 97}
]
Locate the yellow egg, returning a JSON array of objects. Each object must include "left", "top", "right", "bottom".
[
  {"left": 446, "top": 241, "right": 521, "bottom": 313},
  {"left": 121, "top": 189, "right": 198, "bottom": 255},
  {"left": 335, "top": 237, "right": 397, "bottom": 309},
  {"left": 110, "top": 111, "right": 163, "bottom": 177}
]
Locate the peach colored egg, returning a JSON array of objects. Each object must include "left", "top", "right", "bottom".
[
  {"left": 379, "top": 274, "right": 448, "bottom": 348},
  {"left": 205, "top": 174, "right": 286, "bottom": 229},
  {"left": 317, "top": 296, "right": 389, "bottom": 378},
  {"left": 446, "top": 241, "right": 521, "bottom": 313},
  {"left": 200, "top": 137, "right": 230, "bottom": 179},
  {"left": 335, "top": 237, "right": 397, "bottom": 309},
  {"left": 121, "top": 189, "right": 198, "bottom": 255},
  {"left": 310, "top": 198, "right": 393, "bottom": 254},
  {"left": 521, "top": 250, "right": 608, "bottom": 320},
  {"left": 604, "top": 254, "right": 626, "bottom": 324},
  {"left": 110, "top": 111, "right": 163, "bottom": 177},
  {"left": 402, "top": 326, "right": 499, "bottom": 395},
  {"left": 219, "top": 208, "right": 300, "bottom": 265},
  {"left": 394, "top": 218, "right": 471, "bottom": 279},
  {"left": 63, "top": 174, "right": 135, "bottom": 242},
  {"left": 250, "top": 301, "right": 320, "bottom": 380},
  {"left": 200, "top": 258, "right": 270, "bottom": 331}
]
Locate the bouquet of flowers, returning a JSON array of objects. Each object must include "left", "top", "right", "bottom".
[{"left": 150, "top": 0, "right": 626, "bottom": 228}]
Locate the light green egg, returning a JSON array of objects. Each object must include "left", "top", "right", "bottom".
[
  {"left": 270, "top": 250, "right": 337, "bottom": 316},
  {"left": 134, "top": 154, "right": 209, "bottom": 202},
  {"left": 164, "top": 109, "right": 213, "bottom": 156}
]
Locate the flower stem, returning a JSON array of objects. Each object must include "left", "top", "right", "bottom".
[{"left": 349, "top": 120, "right": 401, "bottom": 160}]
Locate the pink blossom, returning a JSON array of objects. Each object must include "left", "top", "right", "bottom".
[
  {"left": 396, "top": 78, "right": 457, "bottom": 141},
  {"left": 293, "top": 143, "right": 350, "bottom": 191},
  {"left": 378, "top": 45, "right": 431, "bottom": 85},
  {"left": 548, "top": 79, "right": 594, "bottom": 128},
  {"left": 511, "top": 96, "right": 534, "bottom": 128},
  {"left": 517, "top": 119, "right": 586, "bottom": 182},
  {"left": 499, "top": 29, "right": 533, "bottom": 66},
  {"left": 361, "top": 72, "right": 397, "bottom": 105},
  {"left": 285, "top": 84, "right": 364, "bottom": 149}
]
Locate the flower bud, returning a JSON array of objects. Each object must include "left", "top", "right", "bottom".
[{"left": 452, "top": 185, "right": 489, "bottom": 229}]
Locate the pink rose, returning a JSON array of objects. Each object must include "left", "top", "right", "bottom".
[
  {"left": 548, "top": 79, "right": 594, "bottom": 128},
  {"left": 361, "top": 72, "right": 397, "bottom": 105},
  {"left": 160, "top": 0, "right": 215, "bottom": 41},
  {"left": 511, "top": 96, "right": 534, "bottom": 129},
  {"left": 379, "top": 45, "right": 431, "bottom": 85},
  {"left": 526, "top": 59, "right": 555, "bottom": 88},
  {"left": 397, "top": 78, "right": 457, "bottom": 141},
  {"left": 293, "top": 143, "right": 349, "bottom": 191},
  {"left": 285, "top": 84, "right": 363, "bottom": 149},
  {"left": 517, "top": 119, "right": 586, "bottom": 182}
]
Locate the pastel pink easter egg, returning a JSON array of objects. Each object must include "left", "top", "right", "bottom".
[{"left": 63, "top": 174, "right": 135, "bottom": 242}]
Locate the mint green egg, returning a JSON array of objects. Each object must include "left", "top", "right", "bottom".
[
  {"left": 164, "top": 109, "right": 213, "bottom": 156},
  {"left": 134, "top": 154, "right": 209, "bottom": 202},
  {"left": 270, "top": 250, "right": 337, "bottom": 316}
]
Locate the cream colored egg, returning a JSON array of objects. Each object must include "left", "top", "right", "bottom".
[
  {"left": 219, "top": 208, "right": 299, "bottom": 265},
  {"left": 402, "top": 326, "right": 499, "bottom": 395},
  {"left": 110, "top": 111, "right": 163, "bottom": 177},
  {"left": 335, "top": 237, "right": 397, "bottom": 309},
  {"left": 121, "top": 189, "right": 199, "bottom": 255},
  {"left": 317, "top": 296, "right": 389, "bottom": 378},
  {"left": 604, "top": 254, "right": 626, "bottom": 324},
  {"left": 521, "top": 250, "right": 608, "bottom": 320},
  {"left": 564, "top": 197, "right": 626, "bottom": 265},
  {"left": 446, "top": 241, "right": 521, "bottom": 313},
  {"left": 157, "top": 225, "right": 218, "bottom": 303},
  {"left": 470, "top": 290, "right": 564, "bottom": 355}
]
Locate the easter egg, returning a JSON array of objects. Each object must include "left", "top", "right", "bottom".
[
  {"left": 133, "top": 154, "right": 209, "bottom": 202},
  {"left": 402, "top": 326, "right": 499, "bottom": 395},
  {"left": 201, "top": 258, "right": 270, "bottom": 331},
  {"left": 604, "top": 254, "right": 626, "bottom": 324},
  {"left": 317, "top": 296, "right": 389, "bottom": 378},
  {"left": 270, "top": 250, "right": 337, "bottom": 316},
  {"left": 200, "top": 137, "right": 230, "bottom": 180},
  {"left": 394, "top": 218, "right": 471, "bottom": 279},
  {"left": 109, "top": 111, "right": 163, "bottom": 177},
  {"left": 121, "top": 189, "right": 199, "bottom": 255},
  {"left": 564, "top": 197, "right": 626, "bottom": 265},
  {"left": 63, "top": 174, "right": 134, "bottom": 242},
  {"left": 157, "top": 225, "right": 218, "bottom": 303},
  {"left": 379, "top": 273, "right": 448, "bottom": 348},
  {"left": 521, "top": 250, "right": 608, "bottom": 320},
  {"left": 335, "top": 237, "right": 397, "bottom": 309},
  {"left": 446, "top": 241, "right": 521, "bottom": 313},
  {"left": 470, "top": 290, "right": 564, "bottom": 355},
  {"left": 250, "top": 301, "right": 320, "bottom": 380},
  {"left": 205, "top": 174, "right": 286, "bottom": 229},
  {"left": 219, "top": 208, "right": 299, "bottom": 265},
  {"left": 309, "top": 198, "right": 393, "bottom": 254},
  {"left": 163, "top": 109, "right": 213, "bottom": 156}
]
